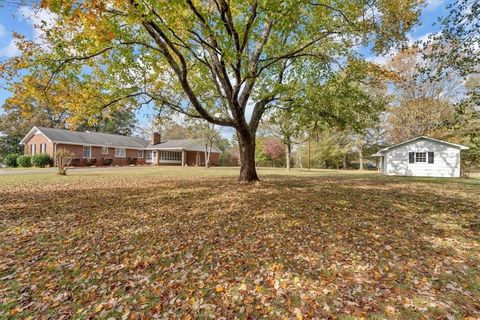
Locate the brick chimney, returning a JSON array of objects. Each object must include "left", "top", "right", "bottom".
[{"left": 151, "top": 131, "right": 161, "bottom": 145}]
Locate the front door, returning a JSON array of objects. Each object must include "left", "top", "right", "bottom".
[
  {"left": 145, "top": 150, "right": 152, "bottom": 164},
  {"left": 152, "top": 151, "right": 158, "bottom": 164}
]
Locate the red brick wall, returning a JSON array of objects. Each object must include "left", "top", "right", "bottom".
[
  {"left": 23, "top": 134, "right": 220, "bottom": 167},
  {"left": 185, "top": 151, "right": 220, "bottom": 166},
  {"left": 24, "top": 134, "right": 54, "bottom": 156},
  {"left": 56, "top": 144, "right": 146, "bottom": 166}
]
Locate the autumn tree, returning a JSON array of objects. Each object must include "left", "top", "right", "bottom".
[
  {"left": 428, "top": 0, "right": 480, "bottom": 168},
  {"left": 77, "top": 110, "right": 138, "bottom": 136},
  {"left": 384, "top": 46, "right": 463, "bottom": 143},
  {"left": 187, "top": 120, "right": 222, "bottom": 168},
  {"left": 3, "top": 0, "right": 421, "bottom": 181},
  {"left": 261, "top": 109, "right": 302, "bottom": 170}
]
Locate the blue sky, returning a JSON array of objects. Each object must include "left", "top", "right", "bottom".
[{"left": 0, "top": 0, "right": 451, "bottom": 137}]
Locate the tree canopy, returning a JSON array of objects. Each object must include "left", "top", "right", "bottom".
[{"left": 2, "top": 0, "right": 421, "bottom": 180}]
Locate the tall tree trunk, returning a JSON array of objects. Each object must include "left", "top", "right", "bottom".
[
  {"left": 286, "top": 144, "right": 291, "bottom": 171},
  {"left": 204, "top": 146, "right": 211, "bottom": 168},
  {"left": 237, "top": 130, "right": 259, "bottom": 182},
  {"left": 297, "top": 145, "right": 303, "bottom": 169},
  {"left": 358, "top": 147, "right": 364, "bottom": 171},
  {"left": 342, "top": 153, "right": 348, "bottom": 169}
]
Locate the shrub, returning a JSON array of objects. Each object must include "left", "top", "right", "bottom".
[
  {"left": 101, "top": 158, "right": 113, "bottom": 166},
  {"left": 69, "top": 158, "right": 80, "bottom": 166},
  {"left": 32, "top": 154, "right": 52, "bottom": 168},
  {"left": 55, "top": 148, "right": 77, "bottom": 175},
  {"left": 17, "top": 155, "right": 32, "bottom": 167},
  {"left": 4, "top": 153, "right": 20, "bottom": 167},
  {"left": 127, "top": 157, "right": 137, "bottom": 165},
  {"left": 83, "top": 158, "right": 97, "bottom": 166}
]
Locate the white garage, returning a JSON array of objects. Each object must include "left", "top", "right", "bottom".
[{"left": 372, "top": 136, "right": 469, "bottom": 178}]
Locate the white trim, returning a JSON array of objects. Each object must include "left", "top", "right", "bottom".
[
  {"left": 138, "top": 150, "right": 144, "bottom": 158},
  {"left": 20, "top": 127, "right": 52, "bottom": 144},
  {"left": 377, "top": 136, "right": 469, "bottom": 153},
  {"left": 82, "top": 145, "right": 92, "bottom": 158},
  {"left": 145, "top": 146, "right": 222, "bottom": 153},
  {"left": 55, "top": 141, "right": 143, "bottom": 149},
  {"left": 115, "top": 148, "right": 126, "bottom": 158}
]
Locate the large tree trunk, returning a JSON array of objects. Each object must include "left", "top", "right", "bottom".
[
  {"left": 342, "top": 153, "right": 348, "bottom": 169},
  {"left": 237, "top": 130, "right": 259, "bottom": 182},
  {"left": 358, "top": 147, "right": 364, "bottom": 171}
]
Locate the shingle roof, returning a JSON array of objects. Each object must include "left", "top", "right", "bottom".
[
  {"left": 372, "top": 136, "right": 469, "bottom": 157},
  {"left": 147, "top": 139, "right": 221, "bottom": 153},
  {"left": 35, "top": 126, "right": 149, "bottom": 148},
  {"left": 21, "top": 126, "right": 221, "bottom": 153}
]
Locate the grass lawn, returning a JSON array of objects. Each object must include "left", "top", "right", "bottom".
[{"left": 1, "top": 167, "right": 479, "bottom": 319}]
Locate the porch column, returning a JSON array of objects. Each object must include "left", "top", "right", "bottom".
[{"left": 181, "top": 150, "right": 186, "bottom": 166}]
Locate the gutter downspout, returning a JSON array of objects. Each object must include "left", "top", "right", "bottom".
[{"left": 53, "top": 143, "right": 57, "bottom": 166}]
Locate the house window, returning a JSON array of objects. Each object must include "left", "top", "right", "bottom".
[
  {"left": 30, "top": 144, "right": 36, "bottom": 155},
  {"left": 138, "top": 150, "right": 144, "bottom": 158},
  {"left": 145, "top": 150, "right": 152, "bottom": 160},
  {"left": 101, "top": 147, "right": 109, "bottom": 154},
  {"left": 40, "top": 143, "right": 47, "bottom": 153},
  {"left": 115, "top": 148, "right": 126, "bottom": 158},
  {"left": 83, "top": 146, "right": 91, "bottom": 158},
  {"left": 415, "top": 152, "right": 427, "bottom": 163},
  {"left": 160, "top": 150, "right": 182, "bottom": 161}
]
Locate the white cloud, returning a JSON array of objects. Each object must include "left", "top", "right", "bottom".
[
  {"left": 17, "top": 6, "right": 57, "bottom": 40},
  {"left": 407, "top": 32, "right": 432, "bottom": 45},
  {"left": 366, "top": 32, "right": 435, "bottom": 66},
  {"left": 0, "top": 24, "right": 6, "bottom": 38},
  {"left": 0, "top": 39, "right": 20, "bottom": 58},
  {"left": 424, "top": 0, "right": 445, "bottom": 12}
]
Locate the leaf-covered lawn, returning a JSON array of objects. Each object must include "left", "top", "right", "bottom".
[{"left": 1, "top": 168, "right": 479, "bottom": 319}]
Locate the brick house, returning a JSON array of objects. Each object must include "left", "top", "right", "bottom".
[{"left": 20, "top": 126, "right": 221, "bottom": 167}]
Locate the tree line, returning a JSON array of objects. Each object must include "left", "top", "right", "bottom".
[{"left": 0, "top": 0, "right": 478, "bottom": 176}]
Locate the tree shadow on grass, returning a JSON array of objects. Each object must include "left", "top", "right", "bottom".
[{"left": 1, "top": 175, "right": 479, "bottom": 318}]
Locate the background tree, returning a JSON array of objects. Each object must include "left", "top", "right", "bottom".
[
  {"left": 163, "top": 123, "right": 190, "bottom": 140},
  {"left": 255, "top": 136, "right": 286, "bottom": 167},
  {"left": 187, "top": 120, "right": 222, "bottom": 168},
  {"left": 427, "top": 0, "right": 480, "bottom": 170},
  {"left": 2, "top": 0, "right": 421, "bottom": 181},
  {"left": 384, "top": 46, "right": 463, "bottom": 143},
  {"left": 261, "top": 108, "right": 303, "bottom": 170},
  {"left": 77, "top": 110, "right": 138, "bottom": 136}
]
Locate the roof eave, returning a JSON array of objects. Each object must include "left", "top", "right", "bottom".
[{"left": 19, "top": 126, "right": 53, "bottom": 145}]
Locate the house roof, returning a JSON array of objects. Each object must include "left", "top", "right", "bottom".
[
  {"left": 146, "top": 139, "right": 221, "bottom": 153},
  {"left": 372, "top": 136, "right": 469, "bottom": 157},
  {"left": 20, "top": 126, "right": 222, "bottom": 153}
]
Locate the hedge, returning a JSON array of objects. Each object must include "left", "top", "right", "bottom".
[{"left": 17, "top": 155, "right": 32, "bottom": 167}]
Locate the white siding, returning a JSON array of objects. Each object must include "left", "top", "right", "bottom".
[{"left": 385, "top": 139, "right": 461, "bottom": 177}]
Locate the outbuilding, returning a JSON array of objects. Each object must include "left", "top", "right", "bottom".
[{"left": 372, "top": 136, "right": 469, "bottom": 178}]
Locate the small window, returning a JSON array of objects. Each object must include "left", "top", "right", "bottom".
[
  {"left": 101, "top": 147, "right": 109, "bottom": 154},
  {"left": 115, "top": 148, "right": 126, "bottom": 158},
  {"left": 138, "top": 150, "right": 144, "bottom": 158},
  {"left": 30, "top": 144, "right": 36, "bottom": 155},
  {"left": 40, "top": 143, "right": 47, "bottom": 153},
  {"left": 83, "top": 146, "right": 91, "bottom": 158},
  {"left": 415, "top": 152, "right": 426, "bottom": 163}
]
